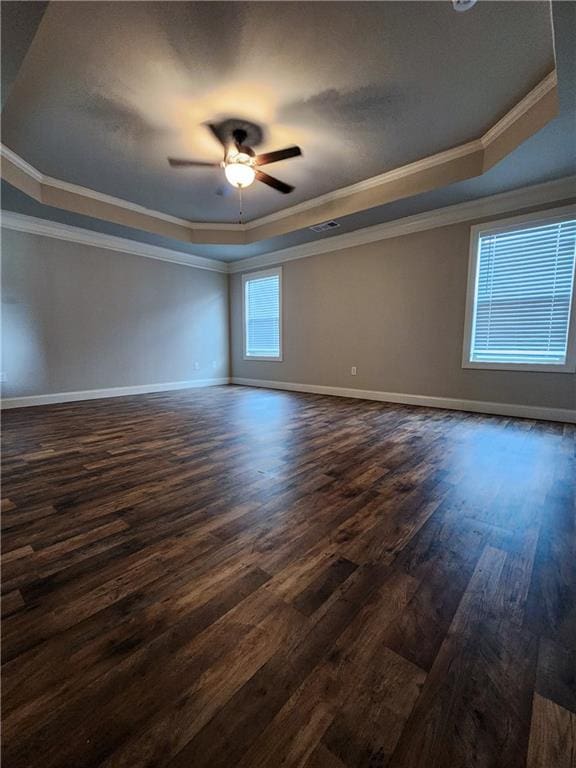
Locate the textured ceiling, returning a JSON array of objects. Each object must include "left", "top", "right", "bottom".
[
  {"left": 0, "top": 0, "right": 48, "bottom": 108},
  {"left": 2, "top": 1, "right": 556, "bottom": 223}
]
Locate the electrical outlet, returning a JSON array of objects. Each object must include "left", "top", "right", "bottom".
[
  {"left": 0, "top": 373, "right": 5, "bottom": 383},
  {"left": 351, "top": 366, "right": 357, "bottom": 376},
  {"left": 193, "top": 361, "right": 200, "bottom": 371},
  {"left": 212, "top": 360, "right": 218, "bottom": 369}
]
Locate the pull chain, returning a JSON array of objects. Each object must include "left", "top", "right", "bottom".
[{"left": 238, "top": 187, "right": 244, "bottom": 225}]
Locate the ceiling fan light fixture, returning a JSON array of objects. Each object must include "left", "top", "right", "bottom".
[
  {"left": 224, "top": 154, "right": 256, "bottom": 188},
  {"left": 168, "top": 122, "right": 300, "bottom": 194}
]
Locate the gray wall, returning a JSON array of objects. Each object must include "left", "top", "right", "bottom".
[
  {"left": 4, "top": 217, "right": 575, "bottom": 411},
  {"left": 2, "top": 229, "right": 229, "bottom": 397},
  {"left": 230, "top": 221, "right": 575, "bottom": 410}
]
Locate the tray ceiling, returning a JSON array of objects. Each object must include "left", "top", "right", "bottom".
[{"left": 2, "top": 1, "right": 556, "bottom": 226}]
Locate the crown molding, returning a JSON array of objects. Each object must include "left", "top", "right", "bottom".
[
  {"left": 244, "top": 139, "right": 484, "bottom": 231},
  {"left": 228, "top": 176, "right": 576, "bottom": 273},
  {"left": 0, "top": 70, "right": 559, "bottom": 245},
  {"left": 241, "top": 70, "right": 559, "bottom": 234},
  {"left": 43, "top": 174, "right": 244, "bottom": 232},
  {"left": 3, "top": 175, "right": 574, "bottom": 275},
  {"left": 0, "top": 211, "right": 228, "bottom": 273},
  {"left": 481, "top": 70, "right": 557, "bottom": 147},
  {"left": 1, "top": 145, "right": 43, "bottom": 182},
  {"left": 0, "top": 144, "right": 242, "bottom": 233}
]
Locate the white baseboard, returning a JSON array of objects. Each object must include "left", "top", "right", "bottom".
[
  {"left": 4, "top": 377, "right": 573, "bottom": 423},
  {"left": 1, "top": 378, "right": 231, "bottom": 409},
  {"left": 231, "top": 377, "right": 576, "bottom": 424}
]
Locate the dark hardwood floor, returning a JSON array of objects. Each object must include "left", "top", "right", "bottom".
[{"left": 2, "top": 385, "right": 575, "bottom": 768}]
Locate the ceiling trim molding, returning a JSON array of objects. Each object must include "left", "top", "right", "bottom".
[
  {"left": 227, "top": 176, "right": 576, "bottom": 273},
  {"left": 2, "top": 175, "right": 574, "bottom": 275},
  {"left": 0, "top": 70, "right": 559, "bottom": 246},
  {"left": 1, "top": 144, "right": 43, "bottom": 182},
  {"left": 0, "top": 211, "right": 228, "bottom": 273},
  {"left": 43, "top": 174, "right": 243, "bottom": 232},
  {"left": 243, "top": 139, "right": 484, "bottom": 231},
  {"left": 246, "top": 71, "right": 559, "bottom": 240},
  {"left": 481, "top": 70, "right": 557, "bottom": 147},
  {"left": 0, "top": 144, "right": 243, "bottom": 233}
]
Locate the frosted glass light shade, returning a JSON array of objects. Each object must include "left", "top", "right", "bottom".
[{"left": 224, "top": 157, "right": 256, "bottom": 188}]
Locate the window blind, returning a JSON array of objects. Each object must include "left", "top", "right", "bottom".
[
  {"left": 470, "top": 219, "right": 576, "bottom": 365},
  {"left": 245, "top": 273, "right": 280, "bottom": 358}
]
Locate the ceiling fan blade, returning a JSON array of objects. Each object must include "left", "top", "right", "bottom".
[
  {"left": 168, "top": 158, "right": 219, "bottom": 168},
  {"left": 255, "top": 170, "right": 294, "bottom": 194},
  {"left": 255, "top": 146, "right": 302, "bottom": 166}
]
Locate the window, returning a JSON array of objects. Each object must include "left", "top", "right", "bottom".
[
  {"left": 463, "top": 209, "right": 576, "bottom": 372},
  {"left": 243, "top": 267, "right": 282, "bottom": 360}
]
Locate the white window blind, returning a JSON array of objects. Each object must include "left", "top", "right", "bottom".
[
  {"left": 469, "top": 218, "right": 576, "bottom": 366},
  {"left": 244, "top": 270, "right": 281, "bottom": 359}
]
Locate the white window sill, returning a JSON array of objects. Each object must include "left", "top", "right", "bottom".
[
  {"left": 243, "top": 355, "right": 283, "bottom": 362},
  {"left": 462, "top": 360, "right": 575, "bottom": 374}
]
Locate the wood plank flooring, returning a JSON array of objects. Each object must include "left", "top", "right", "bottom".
[{"left": 1, "top": 384, "right": 575, "bottom": 768}]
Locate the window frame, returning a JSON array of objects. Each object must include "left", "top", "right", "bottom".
[
  {"left": 462, "top": 206, "right": 576, "bottom": 374},
  {"left": 242, "top": 266, "right": 283, "bottom": 362}
]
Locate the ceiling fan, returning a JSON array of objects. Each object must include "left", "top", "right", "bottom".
[{"left": 168, "top": 123, "right": 302, "bottom": 194}]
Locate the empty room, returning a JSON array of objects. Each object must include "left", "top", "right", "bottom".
[{"left": 1, "top": 1, "right": 575, "bottom": 766}]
